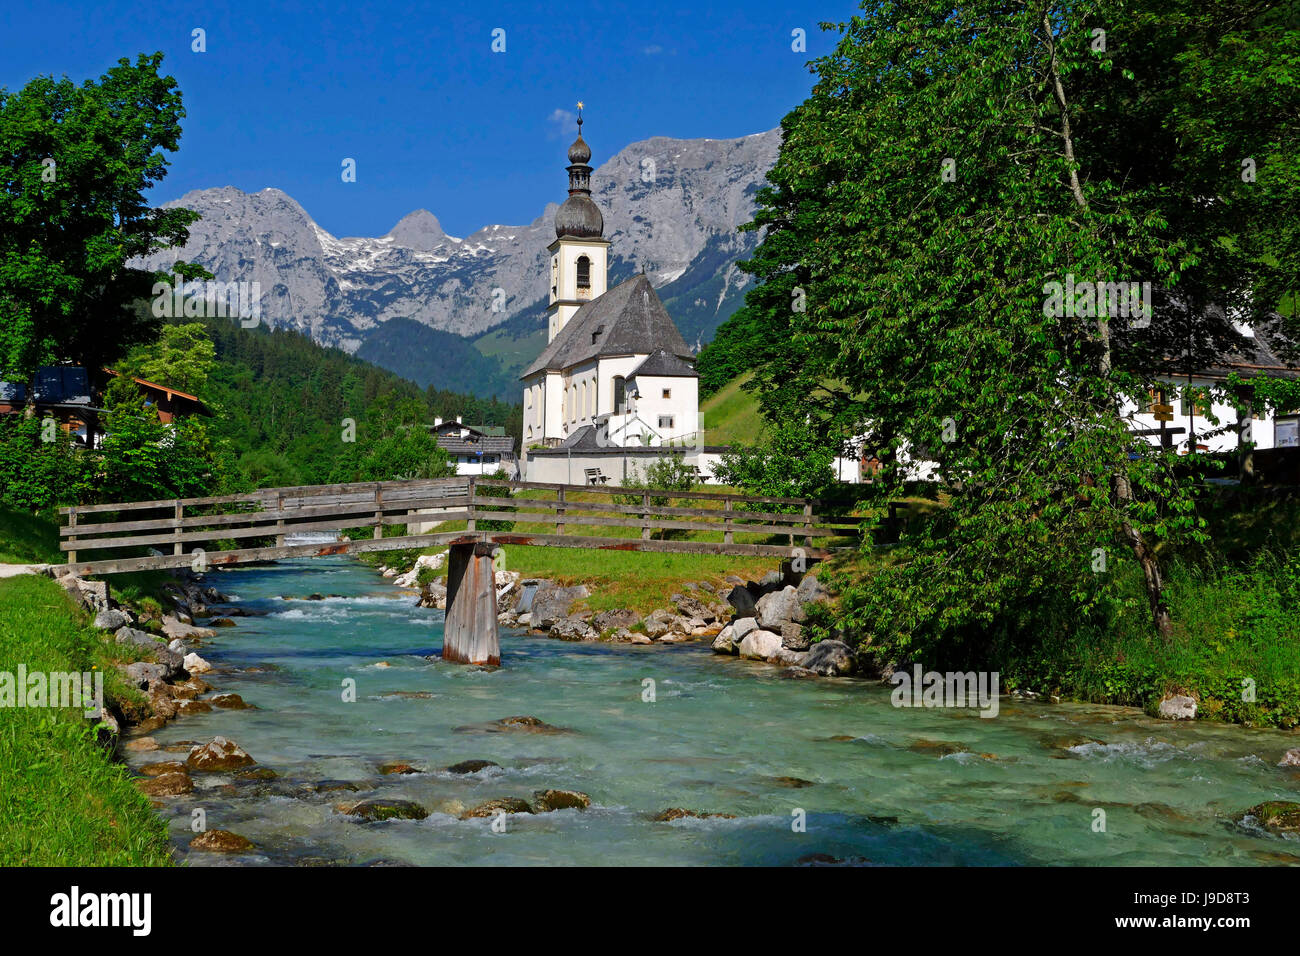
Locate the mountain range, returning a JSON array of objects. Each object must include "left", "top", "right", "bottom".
[{"left": 136, "top": 128, "right": 782, "bottom": 399}]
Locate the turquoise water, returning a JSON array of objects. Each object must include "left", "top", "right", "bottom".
[{"left": 131, "top": 558, "right": 1300, "bottom": 866}]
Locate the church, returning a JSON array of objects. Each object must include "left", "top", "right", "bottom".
[{"left": 520, "top": 112, "right": 703, "bottom": 484}]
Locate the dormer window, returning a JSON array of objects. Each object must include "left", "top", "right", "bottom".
[
  {"left": 576, "top": 255, "right": 591, "bottom": 290},
  {"left": 591, "top": 323, "right": 604, "bottom": 345}
]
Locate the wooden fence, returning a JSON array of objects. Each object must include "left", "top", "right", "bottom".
[{"left": 58, "top": 477, "right": 862, "bottom": 575}]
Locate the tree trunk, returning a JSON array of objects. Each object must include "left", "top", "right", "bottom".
[{"left": 1043, "top": 15, "right": 1170, "bottom": 636}]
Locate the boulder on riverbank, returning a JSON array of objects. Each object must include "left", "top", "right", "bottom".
[
  {"left": 802, "top": 640, "right": 855, "bottom": 677},
  {"left": 530, "top": 584, "right": 590, "bottom": 629},
  {"left": 551, "top": 616, "right": 598, "bottom": 642},
  {"left": 738, "top": 629, "right": 784, "bottom": 661},
  {"left": 1157, "top": 694, "right": 1197, "bottom": 721},
  {"left": 756, "top": 586, "right": 806, "bottom": 630}
]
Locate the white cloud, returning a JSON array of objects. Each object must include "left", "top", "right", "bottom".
[{"left": 547, "top": 108, "right": 576, "bottom": 139}]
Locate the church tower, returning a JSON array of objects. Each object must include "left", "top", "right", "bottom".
[{"left": 547, "top": 105, "right": 610, "bottom": 343}]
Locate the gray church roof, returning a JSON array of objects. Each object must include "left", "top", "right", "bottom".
[
  {"left": 630, "top": 348, "right": 698, "bottom": 379},
  {"left": 522, "top": 274, "right": 694, "bottom": 378}
]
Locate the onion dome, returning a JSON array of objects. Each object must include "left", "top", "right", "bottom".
[{"left": 555, "top": 105, "right": 603, "bottom": 239}]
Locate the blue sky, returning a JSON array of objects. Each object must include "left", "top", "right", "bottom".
[{"left": 1, "top": 0, "right": 860, "bottom": 238}]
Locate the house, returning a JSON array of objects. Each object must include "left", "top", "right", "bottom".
[
  {"left": 520, "top": 111, "right": 708, "bottom": 483},
  {"left": 0, "top": 367, "right": 103, "bottom": 446},
  {"left": 1123, "top": 322, "right": 1300, "bottom": 454},
  {"left": 0, "top": 366, "right": 210, "bottom": 448},
  {"left": 104, "top": 370, "right": 210, "bottom": 424},
  {"left": 432, "top": 417, "right": 518, "bottom": 477}
]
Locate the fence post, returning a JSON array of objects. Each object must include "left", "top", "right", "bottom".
[
  {"left": 275, "top": 492, "right": 285, "bottom": 547},
  {"left": 642, "top": 492, "right": 651, "bottom": 541},
  {"left": 373, "top": 483, "right": 384, "bottom": 539},
  {"left": 67, "top": 508, "right": 77, "bottom": 566},
  {"left": 803, "top": 500, "right": 813, "bottom": 548},
  {"left": 173, "top": 500, "right": 184, "bottom": 556},
  {"left": 723, "top": 497, "right": 733, "bottom": 546},
  {"left": 555, "top": 485, "right": 565, "bottom": 535},
  {"left": 466, "top": 477, "right": 477, "bottom": 533}
]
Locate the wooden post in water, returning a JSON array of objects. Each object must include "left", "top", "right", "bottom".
[{"left": 442, "top": 542, "right": 500, "bottom": 666}]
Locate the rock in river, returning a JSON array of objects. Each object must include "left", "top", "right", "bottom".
[
  {"left": 209, "top": 693, "right": 251, "bottom": 710},
  {"left": 186, "top": 736, "right": 256, "bottom": 772},
  {"left": 461, "top": 797, "right": 535, "bottom": 819},
  {"left": 137, "top": 772, "right": 194, "bottom": 796},
  {"left": 190, "top": 829, "right": 255, "bottom": 852},
  {"left": 341, "top": 799, "right": 429, "bottom": 822},
  {"left": 446, "top": 759, "right": 500, "bottom": 774},
  {"left": 453, "top": 715, "right": 569, "bottom": 735},
  {"left": 653, "top": 808, "right": 737, "bottom": 821},
  {"left": 1241, "top": 801, "right": 1300, "bottom": 833},
  {"left": 378, "top": 761, "right": 423, "bottom": 775},
  {"left": 533, "top": 789, "right": 591, "bottom": 812}
]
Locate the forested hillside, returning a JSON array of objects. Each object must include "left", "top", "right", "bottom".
[{"left": 200, "top": 318, "right": 522, "bottom": 487}]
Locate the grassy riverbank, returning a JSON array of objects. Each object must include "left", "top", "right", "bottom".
[
  {"left": 0, "top": 506, "right": 62, "bottom": 564},
  {"left": 1001, "top": 554, "right": 1300, "bottom": 727},
  {"left": 0, "top": 574, "right": 173, "bottom": 865},
  {"left": 819, "top": 489, "right": 1300, "bottom": 728}
]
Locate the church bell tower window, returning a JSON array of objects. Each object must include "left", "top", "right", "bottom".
[{"left": 577, "top": 255, "right": 591, "bottom": 290}]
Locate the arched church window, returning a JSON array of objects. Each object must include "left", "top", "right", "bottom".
[
  {"left": 576, "top": 255, "right": 591, "bottom": 290},
  {"left": 613, "top": 375, "right": 626, "bottom": 414}
]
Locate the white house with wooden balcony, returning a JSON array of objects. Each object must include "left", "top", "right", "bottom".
[{"left": 520, "top": 112, "right": 706, "bottom": 483}]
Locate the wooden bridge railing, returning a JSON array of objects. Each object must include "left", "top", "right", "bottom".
[{"left": 57, "top": 477, "right": 862, "bottom": 575}]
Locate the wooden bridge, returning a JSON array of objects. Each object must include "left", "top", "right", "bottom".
[{"left": 58, "top": 477, "right": 861, "bottom": 667}]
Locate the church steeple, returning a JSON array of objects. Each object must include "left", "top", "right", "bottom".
[
  {"left": 554, "top": 105, "right": 603, "bottom": 239},
  {"left": 547, "top": 103, "right": 610, "bottom": 343}
]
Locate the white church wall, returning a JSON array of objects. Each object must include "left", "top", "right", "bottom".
[
  {"left": 596, "top": 355, "right": 643, "bottom": 416},
  {"left": 543, "top": 372, "right": 565, "bottom": 440},
  {"left": 525, "top": 449, "right": 720, "bottom": 486},
  {"left": 630, "top": 373, "right": 698, "bottom": 443}
]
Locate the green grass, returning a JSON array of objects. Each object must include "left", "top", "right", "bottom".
[
  {"left": 472, "top": 325, "right": 548, "bottom": 381},
  {"left": 0, "top": 507, "right": 63, "bottom": 565},
  {"left": 0, "top": 575, "right": 173, "bottom": 865},
  {"left": 701, "top": 371, "right": 763, "bottom": 447},
  {"left": 493, "top": 545, "right": 775, "bottom": 615},
  {"left": 1005, "top": 554, "right": 1300, "bottom": 727}
]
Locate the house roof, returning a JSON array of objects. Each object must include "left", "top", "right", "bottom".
[
  {"left": 1152, "top": 321, "right": 1300, "bottom": 383},
  {"left": 435, "top": 435, "right": 516, "bottom": 455},
  {"left": 432, "top": 421, "right": 506, "bottom": 438},
  {"left": 630, "top": 348, "right": 698, "bottom": 379},
  {"left": 103, "top": 368, "right": 212, "bottom": 414},
  {"left": 522, "top": 274, "right": 693, "bottom": 378}
]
